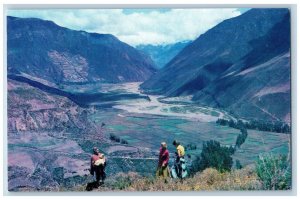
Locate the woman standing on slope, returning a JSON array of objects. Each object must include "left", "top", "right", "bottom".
[
  {"left": 156, "top": 142, "right": 170, "bottom": 180},
  {"left": 90, "top": 147, "right": 106, "bottom": 187}
]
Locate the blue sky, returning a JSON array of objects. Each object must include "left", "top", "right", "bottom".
[{"left": 7, "top": 8, "right": 249, "bottom": 46}]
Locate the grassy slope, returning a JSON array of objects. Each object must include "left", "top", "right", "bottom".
[{"left": 64, "top": 165, "right": 262, "bottom": 192}]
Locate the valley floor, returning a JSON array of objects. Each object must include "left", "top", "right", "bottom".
[{"left": 7, "top": 80, "right": 291, "bottom": 191}]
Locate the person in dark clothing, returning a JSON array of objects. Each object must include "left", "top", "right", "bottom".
[{"left": 90, "top": 147, "right": 106, "bottom": 186}]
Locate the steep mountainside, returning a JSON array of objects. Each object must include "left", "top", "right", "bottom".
[
  {"left": 136, "top": 41, "right": 191, "bottom": 69},
  {"left": 7, "top": 79, "right": 156, "bottom": 191},
  {"left": 141, "top": 9, "right": 291, "bottom": 122},
  {"left": 193, "top": 13, "right": 291, "bottom": 122},
  {"left": 7, "top": 16, "right": 156, "bottom": 84},
  {"left": 7, "top": 78, "right": 96, "bottom": 191}
]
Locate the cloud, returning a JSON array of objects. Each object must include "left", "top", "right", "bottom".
[{"left": 7, "top": 8, "right": 242, "bottom": 46}]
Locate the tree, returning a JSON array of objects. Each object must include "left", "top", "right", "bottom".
[
  {"left": 216, "top": 118, "right": 228, "bottom": 126},
  {"left": 228, "top": 119, "right": 236, "bottom": 128},
  {"left": 199, "top": 140, "right": 234, "bottom": 172},
  {"left": 282, "top": 124, "right": 290, "bottom": 133},
  {"left": 236, "top": 120, "right": 245, "bottom": 129},
  {"left": 235, "top": 128, "right": 248, "bottom": 149}
]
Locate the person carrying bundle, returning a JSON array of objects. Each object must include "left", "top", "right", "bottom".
[{"left": 90, "top": 147, "right": 106, "bottom": 186}]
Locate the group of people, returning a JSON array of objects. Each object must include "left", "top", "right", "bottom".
[
  {"left": 89, "top": 140, "right": 187, "bottom": 187},
  {"left": 157, "top": 140, "right": 187, "bottom": 180}
]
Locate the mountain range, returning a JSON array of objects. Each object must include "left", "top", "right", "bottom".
[
  {"left": 7, "top": 9, "right": 291, "bottom": 123},
  {"left": 141, "top": 8, "right": 291, "bottom": 122},
  {"left": 7, "top": 16, "right": 156, "bottom": 84},
  {"left": 136, "top": 41, "right": 191, "bottom": 69}
]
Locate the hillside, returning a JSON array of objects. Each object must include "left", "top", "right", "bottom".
[
  {"left": 8, "top": 78, "right": 95, "bottom": 191},
  {"left": 61, "top": 166, "right": 262, "bottom": 192},
  {"left": 7, "top": 16, "right": 156, "bottom": 84},
  {"left": 7, "top": 79, "right": 156, "bottom": 191},
  {"left": 193, "top": 13, "right": 291, "bottom": 122},
  {"left": 141, "top": 9, "right": 290, "bottom": 122}
]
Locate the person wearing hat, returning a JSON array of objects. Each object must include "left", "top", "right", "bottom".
[
  {"left": 156, "top": 142, "right": 170, "bottom": 179},
  {"left": 90, "top": 147, "right": 106, "bottom": 186}
]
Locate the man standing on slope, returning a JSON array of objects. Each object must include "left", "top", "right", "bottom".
[
  {"left": 173, "top": 140, "right": 186, "bottom": 178},
  {"left": 156, "top": 142, "right": 170, "bottom": 180}
]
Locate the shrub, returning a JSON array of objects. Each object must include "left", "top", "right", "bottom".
[
  {"left": 109, "top": 134, "right": 128, "bottom": 144},
  {"left": 127, "top": 166, "right": 261, "bottom": 191},
  {"left": 62, "top": 167, "right": 262, "bottom": 191},
  {"left": 255, "top": 153, "right": 291, "bottom": 190},
  {"left": 189, "top": 155, "right": 201, "bottom": 176},
  {"left": 115, "top": 137, "right": 121, "bottom": 143},
  {"left": 235, "top": 160, "right": 243, "bottom": 169},
  {"left": 198, "top": 140, "right": 234, "bottom": 172},
  {"left": 109, "top": 133, "right": 117, "bottom": 141},
  {"left": 112, "top": 175, "right": 133, "bottom": 190},
  {"left": 186, "top": 143, "right": 197, "bottom": 150},
  {"left": 120, "top": 139, "right": 128, "bottom": 145},
  {"left": 104, "top": 172, "right": 142, "bottom": 190}
]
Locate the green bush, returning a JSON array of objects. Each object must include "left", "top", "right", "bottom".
[
  {"left": 235, "top": 160, "right": 243, "bottom": 169},
  {"left": 109, "top": 173, "right": 141, "bottom": 190},
  {"left": 186, "top": 143, "right": 197, "bottom": 150},
  {"left": 198, "top": 140, "right": 234, "bottom": 173},
  {"left": 255, "top": 153, "right": 291, "bottom": 190},
  {"left": 120, "top": 139, "right": 128, "bottom": 145},
  {"left": 109, "top": 133, "right": 128, "bottom": 144},
  {"left": 112, "top": 175, "right": 132, "bottom": 190}
]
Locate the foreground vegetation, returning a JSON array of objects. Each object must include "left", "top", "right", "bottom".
[
  {"left": 67, "top": 166, "right": 261, "bottom": 191},
  {"left": 256, "top": 154, "right": 291, "bottom": 190},
  {"left": 60, "top": 118, "right": 291, "bottom": 192},
  {"left": 61, "top": 151, "right": 291, "bottom": 192}
]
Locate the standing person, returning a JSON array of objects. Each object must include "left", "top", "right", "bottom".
[
  {"left": 156, "top": 142, "right": 170, "bottom": 179},
  {"left": 173, "top": 140, "right": 185, "bottom": 178},
  {"left": 90, "top": 147, "right": 106, "bottom": 187}
]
